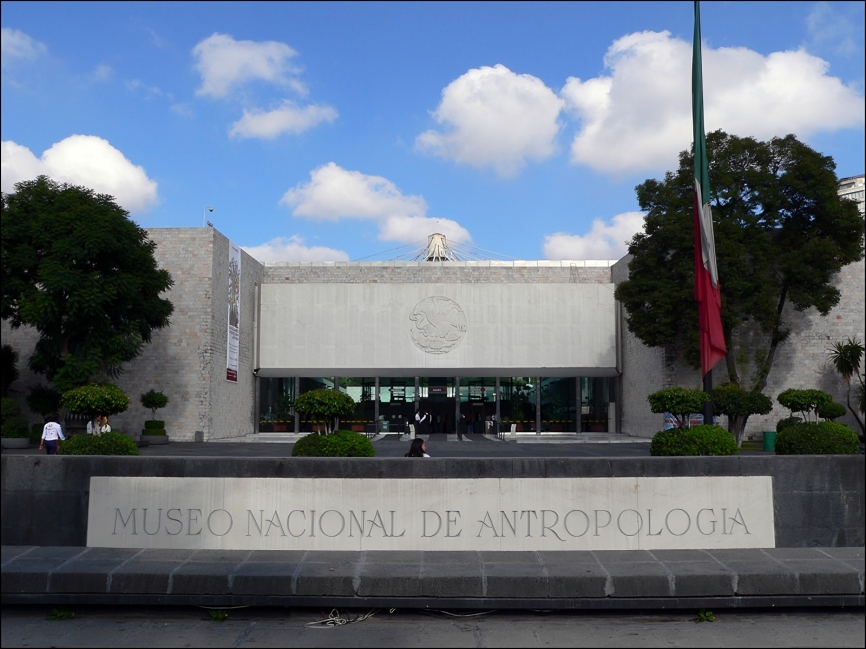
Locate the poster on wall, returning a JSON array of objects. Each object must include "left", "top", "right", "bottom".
[{"left": 226, "top": 242, "right": 241, "bottom": 382}]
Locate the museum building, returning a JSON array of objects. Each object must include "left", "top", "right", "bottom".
[{"left": 3, "top": 180, "right": 864, "bottom": 441}]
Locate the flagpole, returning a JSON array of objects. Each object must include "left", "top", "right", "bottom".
[{"left": 692, "top": 0, "right": 725, "bottom": 424}]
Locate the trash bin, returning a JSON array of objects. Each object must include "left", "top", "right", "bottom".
[
  {"left": 379, "top": 420, "right": 389, "bottom": 433},
  {"left": 763, "top": 431, "right": 776, "bottom": 452}
]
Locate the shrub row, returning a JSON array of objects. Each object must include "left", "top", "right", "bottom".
[
  {"left": 292, "top": 430, "right": 375, "bottom": 457},
  {"left": 58, "top": 431, "right": 140, "bottom": 456},
  {"left": 650, "top": 425, "right": 739, "bottom": 456},
  {"left": 775, "top": 422, "right": 860, "bottom": 455}
]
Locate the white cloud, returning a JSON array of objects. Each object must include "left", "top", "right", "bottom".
[
  {"left": 806, "top": 1, "right": 860, "bottom": 57},
  {"left": 229, "top": 101, "right": 337, "bottom": 139},
  {"left": 281, "top": 162, "right": 471, "bottom": 244},
  {"left": 92, "top": 63, "right": 113, "bottom": 82},
  {"left": 1, "top": 135, "right": 159, "bottom": 213},
  {"left": 242, "top": 235, "right": 349, "bottom": 263},
  {"left": 563, "top": 31, "right": 865, "bottom": 174},
  {"left": 1, "top": 27, "right": 47, "bottom": 66},
  {"left": 543, "top": 211, "right": 645, "bottom": 260},
  {"left": 192, "top": 32, "right": 304, "bottom": 99},
  {"left": 416, "top": 64, "right": 564, "bottom": 177}
]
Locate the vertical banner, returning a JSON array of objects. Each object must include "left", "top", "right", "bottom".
[{"left": 226, "top": 242, "right": 241, "bottom": 382}]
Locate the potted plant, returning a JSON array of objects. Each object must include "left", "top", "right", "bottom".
[
  {"left": 140, "top": 390, "right": 170, "bottom": 444},
  {"left": 1, "top": 397, "right": 32, "bottom": 449}
]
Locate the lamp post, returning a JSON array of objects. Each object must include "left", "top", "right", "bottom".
[{"left": 203, "top": 205, "right": 213, "bottom": 227}]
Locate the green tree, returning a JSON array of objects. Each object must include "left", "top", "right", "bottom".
[
  {"left": 294, "top": 388, "right": 356, "bottom": 434},
  {"left": 140, "top": 390, "right": 169, "bottom": 420},
  {"left": 711, "top": 383, "right": 772, "bottom": 447},
  {"left": 1, "top": 176, "right": 174, "bottom": 392},
  {"left": 61, "top": 383, "right": 130, "bottom": 420},
  {"left": 0, "top": 344, "right": 19, "bottom": 397},
  {"left": 615, "top": 132, "right": 864, "bottom": 395},
  {"left": 827, "top": 338, "right": 865, "bottom": 438},
  {"left": 646, "top": 387, "right": 709, "bottom": 429}
]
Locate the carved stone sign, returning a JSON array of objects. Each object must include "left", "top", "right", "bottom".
[
  {"left": 408, "top": 296, "right": 467, "bottom": 354},
  {"left": 87, "top": 476, "right": 775, "bottom": 551}
]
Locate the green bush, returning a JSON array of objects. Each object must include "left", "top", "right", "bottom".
[
  {"left": 776, "top": 416, "right": 801, "bottom": 433},
  {"left": 816, "top": 401, "right": 847, "bottom": 421},
  {"left": 144, "top": 420, "right": 165, "bottom": 429},
  {"left": 1, "top": 397, "right": 30, "bottom": 438},
  {"left": 777, "top": 388, "right": 833, "bottom": 422},
  {"left": 61, "top": 383, "right": 130, "bottom": 418},
  {"left": 1, "top": 414, "right": 31, "bottom": 438},
  {"left": 292, "top": 430, "right": 375, "bottom": 457},
  {"left": 141, "top": 428, "right": 166, "bottom": 436},
  {"left": 140, "top": 390, "right": 169, "bottom": 419},
  {"left": 294, "top": 389, "right": 357, "bottom": 433},
  {"left": 650, "top": 424, "right": 739, "bottom": 456},
  {"left": 775, "top": 422, "right": 860, "bottom": 455},
  {"left": 58, "top": 431, "right": 140, "bottom": 456},
  {"left": 646, "top": 387, "right": 709, "bottom": 429}
]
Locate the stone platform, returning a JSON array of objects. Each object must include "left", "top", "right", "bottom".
[{"left": 2, "top": 546, "right": 863, "bottom": 610}]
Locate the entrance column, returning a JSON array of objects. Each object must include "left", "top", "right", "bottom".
[
  {"left": 536, "top": 377, "right": 542, "bottom": 435},
  {"left": 374, "top": 377, "right": 380, "bottom": 434},
  {"left": 495, "top": 377, "right": 501, "bottom": 436},
  {"left": 454, "top": 376, "right": 461, "bottom": 435},
  {"left": 293, "top": 377, "right": 300, "bottom": 433}
]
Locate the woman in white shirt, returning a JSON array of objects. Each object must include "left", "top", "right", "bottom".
[{"left": 39, "top": 413, "right": 66, "bottom": 455}]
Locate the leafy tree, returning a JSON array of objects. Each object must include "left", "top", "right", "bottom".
[
  {"left": 140, "top": 390, "right": 169, "bottom": 420},
  {"left": 294, "top": 388, "right": 356, "bottom": 434},
  {"left": 776, "top": 389, "right": 833, "bottom": 424},
  {"left": 26, "top": 385, "right": 63, "bottom": 418},
  {"left": 646, "top": 387, "right": 709, "bottom": 429},
  {"left": 1, "top": 176, "right": 174, "bottom": 392},
  {"left": 61, "top": 383, "right": 130, "bottom": 420},
  {"left": 711, "top": 383, "right": 772, "bottom": 447},
  {"left": 615, "top": 132, "right": 864, "bottom": 395},
  {"left": 1, "top": 344, "right": 19, "bottom": 397},
  {"left": 827, "top": 337, "right": 864, "bottom": 438}
]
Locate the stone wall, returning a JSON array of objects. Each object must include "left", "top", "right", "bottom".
[
  {"left": 2, "top": 455, "right": 861, "bottom": 549},
  {"left": 264, "top": 260, "right": 613, "bottom": 284},
  {"left": 614, "top": 255, "right": 865, "bottom": 439}
]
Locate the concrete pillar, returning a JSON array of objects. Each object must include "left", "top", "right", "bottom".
[
  {"left": 294, "top": 376, "right": 300, "bottom": 434},
  {"left": 536, "top": 376, "right": 542, "bottom": 435}
]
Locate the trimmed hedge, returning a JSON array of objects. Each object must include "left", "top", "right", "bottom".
[
  {"left": 141, "top": 429, "right": 167, "bottom": 436},
  {"left": 144, "top": 420, "right": 165, "bottom": 429},
  {"left": 58, "top": 431, "right": 140, "bottom": 456},
  {"left": 1, "top": 398, "right": 30, "bottom": 438},
  {"left": 776, "top": 416, "right": 801, "bottom": 433},
  {"left": 292, "top": 429, "right": 375, "bottom": 457},
  {"left": 775, "top": 422, "right": 860, "bottom": 455},
  {"left": 650, "top": 424, "right": 739, "bottom": 456}
]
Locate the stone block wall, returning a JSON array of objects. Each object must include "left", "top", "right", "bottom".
[
  {"left": 614, "top": 255, "right": 865, "bottom": 439},
  {"left": 263, "top": 260, "right": 613, "bottom": 284}
]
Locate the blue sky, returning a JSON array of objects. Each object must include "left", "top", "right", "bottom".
[{"left": 2, "top": 1, "right": 864, "bottom": 262}]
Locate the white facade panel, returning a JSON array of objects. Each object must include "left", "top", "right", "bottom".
[{"left": 259, "top": 283, "right": 616, "bottom": 376}]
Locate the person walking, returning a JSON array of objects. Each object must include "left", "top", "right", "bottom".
[
  {"left": 39, "top": 413, "right": 66, "bottom": 455},
  {"left": 405, "top": 438, "right": 430, "bottom": 457}
]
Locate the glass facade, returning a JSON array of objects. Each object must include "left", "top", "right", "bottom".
[{"left": 259, "top": 375, "right": 618, "bottom": 434}]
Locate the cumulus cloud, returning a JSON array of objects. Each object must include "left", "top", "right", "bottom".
[
  {"left": 416, "top": 64, "right": 564, "bottom": 177},
  {"left": 281, "top": 162, "right": 471, "bottom": 244},
  {"left": 543, "top": 211, "right": 645, "bottom": 260},
  {"left": 1, "top": 27, "right": 47, "bottom": 66},
  {"left": 242, "top": 235, "right": 349, "bottom": 263},
  {"left": 1, "top": 135, "right": 159, "bottom": 213},
  {"left": 192, "top": 32, "right": 304, "bottom": 98},
  {"left": 229, "top": 101, "right": 337, "bottom": 139},
  {"left": 563, "top": 31, "right": 865, "bottom": 174}
]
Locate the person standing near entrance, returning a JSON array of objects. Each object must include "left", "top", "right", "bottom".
[{"left": 415, "top": 409, "right": 428, "bottom": 436}]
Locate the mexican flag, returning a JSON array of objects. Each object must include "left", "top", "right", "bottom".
[{"left": 692, "top": 1, "right": 726, "bottom": 377}]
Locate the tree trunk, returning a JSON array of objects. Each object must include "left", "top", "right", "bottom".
[{"left": 728, "top": 414, "right": 749, "bottom": 448}]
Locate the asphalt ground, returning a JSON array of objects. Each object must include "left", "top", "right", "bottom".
[{"left": 1, "top": 605, "right": 863, "bottom": 648}]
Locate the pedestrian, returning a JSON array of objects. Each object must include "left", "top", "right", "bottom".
[
  {"left": 415, "top": 408, "right": 429, "bottom": 436},
  {"left": 405, "top": 438, "right": 430, "bottom": 457},
  {"left": 97, "top": 415, "right": 111, "bottom": 435},
  {"left": 39, "top": 413, "right": 66, "bottom": 455}
]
